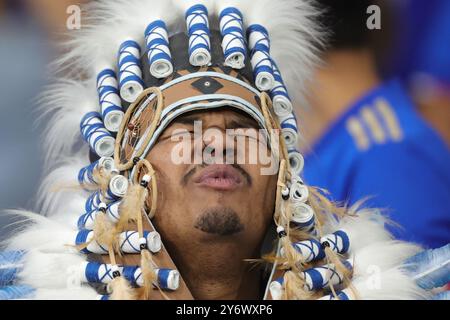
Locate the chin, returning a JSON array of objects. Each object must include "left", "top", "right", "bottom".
[{"left": 191, "top": 204, "right": 246, "bottom": 238}]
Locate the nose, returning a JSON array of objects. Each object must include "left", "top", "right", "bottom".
[
  {"left": 201, "top": 128, "right": 234, "bottom": 164},
  {"left": 192, "top": 111, "right": 242, "bottom": 164}
]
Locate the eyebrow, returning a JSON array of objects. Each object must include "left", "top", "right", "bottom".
[
  {"left": 172, "top": 113, "right": 260, "bottom": 129},
  {"left": 172, "top": 114, "right": 201, "bottom": 125},
  {"left": 227, "top": 118, "right": 259, "bottom": 129}
]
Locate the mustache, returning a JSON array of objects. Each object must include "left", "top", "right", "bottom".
[{"left": 181, "top": 163, "right": 252, "bottom": 186}]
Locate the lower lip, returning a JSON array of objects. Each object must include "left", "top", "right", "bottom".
[{"left": 196, "top": 177, "right": 242, "bottom": 191}]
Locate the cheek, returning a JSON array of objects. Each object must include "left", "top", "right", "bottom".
[
  {"left": 242, "top": 165, "right": 277, "bottom": 222},
  {"left": 146, "top": 146, "right": 189, "bottom": 228},
  {"left": 148, "top": 143, "right": 186, "bottom": 190}
]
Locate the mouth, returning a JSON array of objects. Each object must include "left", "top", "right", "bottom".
[{"left": 193, "top": 164, "right": 244, "bottom": 191}]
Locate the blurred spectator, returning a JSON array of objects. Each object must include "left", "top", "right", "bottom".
[
  {"left": 386, "top": 0, "right": 450, "bottom": 147},
  {"left": 300, "top": 0, "right": 450, "bottom": 248},
  {"left": 0, "top": 0, "right": 85, "bottom": 239}
]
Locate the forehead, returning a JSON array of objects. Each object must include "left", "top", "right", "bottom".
[{"left": 168, "top": 107, "right": 261, "bottom": 128}]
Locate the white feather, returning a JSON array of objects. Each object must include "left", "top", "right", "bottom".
[
  {"left": 173, "top": 0, "right": 214, "bottom": 13},
  {"left": 214, "top": 0, "right": 245, "bottom": 13},
  {"left": 52, "top": 0, "right": 178, "bottom": 78},
  {"left": 238, "top": 0, "right": 323, "bottom": 105},
  {"left": 35, "top": 155, "right": 89, "bottom": 220},
  {"left": 353, "top": 241, "right": 422, "bottom": 275},
  {"left": 18, "top": 250, "right": 86, "bottom": 289},
  {"left": 4, "top": 211, "right": 77, "bottom": 253},
  {"left": 352, "top": 267, "right": 429, "bottom": 300},
  {"left": 35, "top": 79, "right": 96, "bottom": 172},
  {"left": 335, "top": 209, "right": 394, "bottom": 253}
]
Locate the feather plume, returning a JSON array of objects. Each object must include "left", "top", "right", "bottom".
[
  {"left": 353, "top": 241, "right": 422, "bottom": 275},
  {"left": 0, "top": 251, "right": 25, "bottom": 286},
  {"left": 3, "top": 210, "right": 77, "bottom": 253},
  {"left": 352, "top": 267, "right": 428, "bottom": 300},
  {"left": 35, "top": 155, "right": 88, "bottom": 220},
  {"left": 280, "top": 236, "right": 304, "bottom": 271},
  {"left": 238, "top": 0, "right": 324, "bottom": 106},
  {"left": 332, "top": 209, "right": 393, "bottom": 253},
  {"left": 52, "top": 0, "right": 177, "bottom": 78},
  {"left": 140, "top": 249, "right": 158, "bottom": 300},
  {"left": 108, "top": 276, "right": 136, "bottom": 300},
  {"left": 116, "top": 183, "right": 148, "bottom": 232},
  {"left": 283, "top": 270, "right": 311, "bottom": 300},
  {"left": 17, "top": 250, "right": 86, "bottom": 289},
  {"left": 91, "top": 168, "right": 113, "bottom": 193},
  {"left": 34, "top": 79, "right": 96, "bottom": 173},
  {"left": 323, "top": 247, "right": 353, "bottom": 296},
  {"left": 402, "top": 244, "right": 450, "bottom": 290},
  {"left": 173, "top": 0, "right": 214, "bottom": 13},
  {"left": 93, "top": 213, "right": 118, "bottom": 253}
]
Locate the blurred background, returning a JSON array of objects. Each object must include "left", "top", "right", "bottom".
[
  {"left": 0, "top": 0, "right": 87, "bottom": 239},
  {"left": 0, "top": 0, "right": 448, "bottom": 246}
]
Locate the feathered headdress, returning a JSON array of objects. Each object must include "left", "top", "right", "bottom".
[{"left": 0, "top": 0, "right": 439, "bottom": 300}]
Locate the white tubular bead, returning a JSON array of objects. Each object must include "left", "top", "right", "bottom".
[
  {"left": 96, "top": 69, "right": 124, "bottom": 133},
  {"left": 247, "top": 24, "right": 275, "bottom": 91},
  {"left": 98, "top": 156, "right": 115, "bottom": 172},
  {"left": 118, "top": 40, "right": 144, "bottom": 103},
  {"left": 290, "top": 179, "right": 309, "bottom": 203},
  {"left": 291, "top": 202, "right": 315, "bottom": 230},
  {"left": 142, "top": 174, "right": 151, "bottom": 183},
  {"left": 320, "top": 230, "right": 351, "bottom": 254},
  {"left": 281, "top": 187, "right": 290, "bottom": 198},
  {"left": 119, "top": 231, "right": 148, "bottom": 254},
  {"left": 108, "top": 175, "right": 129, "bottom": 198},
  {"left": 80, "top": 112, "right": 115, "bottom": 157},
  {"left": 279, "top": 113, "right": 299, "bottom": 149},
  {"left": 106, "top": 200, "right": 121, "bottom": 223},
  {"left": 219, "top": 7, "right": 246, "bottom": 69},
  {"left": 77, "top": 230, "right": 161, "bottom": 255},
  {"left": 147, "top": 231, "right": 162, "bottom": 253},
  {"left": 80, "top": 261, "right": 123, "bottom": 285},
  {"left": 98, "top": 202, "right": 107, "bottom": 211},
  {"left": 186, "top": 4, "right": 212, "bottom": 67},
  {"left": 276, "top": 226, "right": 285, "bottom": 234},
  {"left": 138, "top": 237, "right": 147, "bottom": 247},
  {"left": 271, "top": 62, "right": 293, "bottom": 118},
  {"left": 145, "top": 20, "right": 173, "bottom": 78},
  {"left": 269, "top": 277, "right": 284, "bottom": 300},
  {"left": 300, "top": 260, "right": 353, "bottom": 291},
  {"left": 288, "top": 150, "right": 304, "bottom": 176},
  {"left": 78, "top": 157, "right": 116, "bottom": 190},
  {"left": 156, "top": 269, "right": 180, "bottom": 291}
]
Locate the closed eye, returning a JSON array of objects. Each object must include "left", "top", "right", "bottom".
[{"left": 159, "top": 128, "right": 195, "bottom": 141}]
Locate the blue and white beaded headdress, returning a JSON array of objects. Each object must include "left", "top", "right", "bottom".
[
  {"left": 63, "top": 1, "right": 322, "bottom": 298},
  {"left": 3, "top": 0, "right": 436, "bottom": 301},
  {"left": 44, "top": 0, "right": 325, "bottom": 300}
]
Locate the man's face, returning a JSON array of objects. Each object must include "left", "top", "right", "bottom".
[{"left": 146, "top": 108, "right": 278, "bottom": 260}]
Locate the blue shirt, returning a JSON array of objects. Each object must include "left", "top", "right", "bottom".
[
  {"left": 387, "top": 0, "right": 450, "bottom": 85},
  {"left": 303, "top": 80, "right": 450, "bottom": 248}
]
